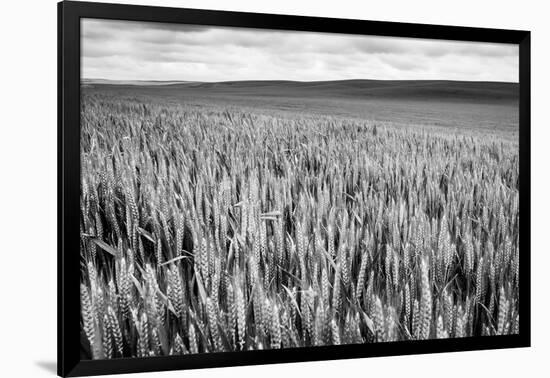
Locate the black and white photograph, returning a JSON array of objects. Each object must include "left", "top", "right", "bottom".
[{"left": 79, "top": 18, "right": 520, "bottom": 360}]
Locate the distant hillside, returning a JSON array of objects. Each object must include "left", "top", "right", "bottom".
[
  {"left": 185, "top": 79, "right": 519, "bottom": 103},
  {"left": 81, "top": 78, "right": 198, "bottom": 86},
  {"left": 82, "top": 79, "right": 518, "bottom": 104}
]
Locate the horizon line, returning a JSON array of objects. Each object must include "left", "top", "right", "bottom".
[{"left": 81, "top": 77, "right": 519, "bottom": 84}]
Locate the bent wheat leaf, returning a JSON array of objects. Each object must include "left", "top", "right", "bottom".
[{"left": 90, "top": 238, "right": 118, "bottom": 257}]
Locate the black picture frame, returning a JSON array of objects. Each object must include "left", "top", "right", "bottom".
[{"left": 58, "top": 1, "right": 531, "bottom": 376}]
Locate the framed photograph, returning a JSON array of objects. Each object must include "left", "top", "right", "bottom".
[{"left": 58, "top": 1, "right": 531, "bottom": 376}]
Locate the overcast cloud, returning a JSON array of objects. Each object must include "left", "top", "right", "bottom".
[{"left": 82, "top": 19, "right": 518, "bottom": 82}]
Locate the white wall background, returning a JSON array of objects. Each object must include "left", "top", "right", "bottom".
[{"left": 0, "top": 0, "right": 547, "bottom": 376}]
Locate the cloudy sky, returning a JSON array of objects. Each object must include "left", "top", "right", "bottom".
[{"left": 82, "top": 19, "right": 518, "bottom": 83}]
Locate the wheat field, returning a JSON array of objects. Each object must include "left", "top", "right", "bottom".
[{"left": 79, "top": 90, "right": 519, "bottom": 360}]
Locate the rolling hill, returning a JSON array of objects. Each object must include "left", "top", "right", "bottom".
[{"left": 82, "top": 78, "right": 518, "bottom": 104}]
